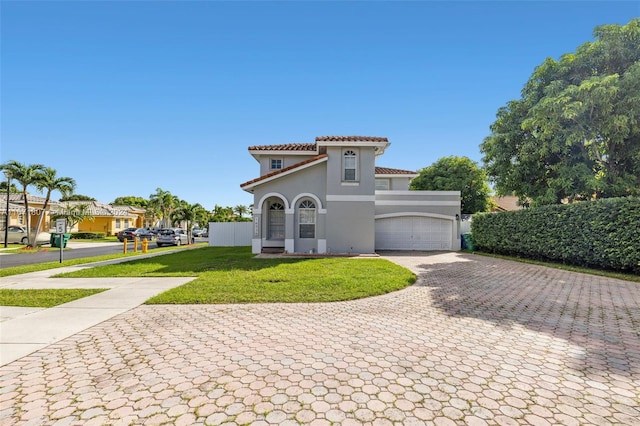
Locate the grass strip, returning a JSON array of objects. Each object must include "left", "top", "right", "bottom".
[
  {"left": 472, "top": 251, "right": 640, "bottom": 283},
  {"left": 0, "top": 288, "right": 108, "bottom": 308},
  {"left": 0, "top": 244, "right": 206, "bottom": 278}
]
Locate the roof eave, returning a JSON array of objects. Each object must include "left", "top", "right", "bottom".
[
  {"left": 375, "top": 173, "right": 419, "bottom": 179},
  {"left": 248, "top": 149, "right": 319, "bottom": 158},
  {"left": 241, "top": 156, "right": 328, "bottom": 192}
]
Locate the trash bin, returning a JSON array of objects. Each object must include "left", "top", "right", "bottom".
[
  {"left": 51, "top": 233, "right": 71, "bottom": 248},
  {"left": 462, "top": 233, "right": 475, "bottom": 252}
]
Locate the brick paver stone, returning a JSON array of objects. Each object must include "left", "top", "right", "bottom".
[{"left": 1, "top": 253, "right": 639, "bottom": 425}]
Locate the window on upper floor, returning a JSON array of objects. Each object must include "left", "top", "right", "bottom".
[
  {"left": 270, "top": 158, "right": 283, "bottom": 170},
  {"left": 298, "top": 200, "right": 316, "bottom": 239},
  {"left": 375, "top": 179, "right": 390, "bottom": 190},
  {"left": 343, "top": 150, "right": 357, "bottom": 181}
]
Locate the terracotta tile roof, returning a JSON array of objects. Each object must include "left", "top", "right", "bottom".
[
  {"left": 247, "top": 136, "right": 389, "bottom": 152},
  {"left": 248, "top": 143, "right": 316, "bottom": 152},
  {"left": 1, "top": 193, "right": 53, "bottom": 204},
  {"left": 0, "top": 197, "right": 41, "bottom": 213},
  {"left": 241, "top": 154, "right": 328, "bottom": 189},
  {"left": 491, "top": 196, "right": 524, "bottom": 212},
  {"left": 375, "top": 167, "right": 417, "bottom": 175},
  {"left": 53, "top": 201, "right": 139, "bottom": 217},
  {"left": 316, "top": 136, "right": 389, "bottom": 143}
]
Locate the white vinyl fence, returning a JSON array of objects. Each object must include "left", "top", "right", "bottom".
[{"left": 209, "top": 222, "right": 253, "bottom": 247}]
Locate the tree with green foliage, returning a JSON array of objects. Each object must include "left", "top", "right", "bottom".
[
  {"left": 148, "top": 187, "right": 178, "bottom": 228},
  {"left": 210, "top": 205, "right": 236, "bottom": 222},
  {"left": 0, "top": 181, "right": 20, "bottom": 193},
  {"left": 410, "top": 156, "right": 491, "bottom": 214},
  {"left": 32, "top": 167, "right": 76, "bottom": 247},
  {"left": 171, "top": 202, "right": 209, "bottom": 242},
  {"left": 233, "top": 204, "right": 249, "bottom": 219},
  {"left": 0, "top": 160, "right": 45, "bottom": 244},
  {"left": 481, "top": 19, "right": 640, "bottom": 205},
  {"left": 112, "top": 195, "right": 155, "bottom": 228},
  {"left": 51, "top": 203, "right": 94, "bottom": 231},
  {"left": 59, "top": 194, "right": 96, "bottom": 201},
  {"left": 111, "top": 196, "right": 148, "bottom": 207}
]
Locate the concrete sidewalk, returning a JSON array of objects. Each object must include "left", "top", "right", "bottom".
[{"left": 0, "top": 257, "right": 196, "bottom": 366}]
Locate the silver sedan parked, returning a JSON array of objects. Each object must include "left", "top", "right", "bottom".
[
  {"left": 155, "top": 228, "right": 189, "bottom": 247},
  {"left": 0, "top": 226, "right": 51, "bottom": 245}
]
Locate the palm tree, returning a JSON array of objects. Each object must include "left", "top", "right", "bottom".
[
  {"left": 51, "top": 203, "right": 94, "bottom": 231},
  {"left": 32, "top": 167, "right": 76, "bottom": 247},
  {"left": 0, "top": 161, "right": 45, "bottom": 245},
  {"left": 211, "top": 205, "right": 235, "bottom": 222},
  {"left": 171, "top": 202, "right": 208, "bottom": 243},
  {"left": 234, "top": 204, "right": 248, "bottom": 219},
  {"left": 148, "top": 187, "right": 178, "bottom": 228}
]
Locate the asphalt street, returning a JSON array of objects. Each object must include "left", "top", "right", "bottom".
[{"left": 0, "top": 239, "right": 207, "bottom": 268}]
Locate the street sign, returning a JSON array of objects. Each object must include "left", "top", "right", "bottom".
[{"left": 56, "top": 219, "right": 67, "bottom": 234}]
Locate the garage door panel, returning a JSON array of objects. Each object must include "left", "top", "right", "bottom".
[{"left": 375, "top": 216, "right": 452, "bottom": 251}]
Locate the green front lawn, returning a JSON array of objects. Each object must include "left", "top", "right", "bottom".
[
  {"left": 0, "top": 288, "right": 108, "bottom": 308},
  {"left": 56, "top": 246, "right": 417, "bottom": 304},
  {"left": 0, "top": 244, "right": 206, "bottom": 278}
]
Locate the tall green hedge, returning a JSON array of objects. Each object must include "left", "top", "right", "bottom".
[
  {"left": 70, "top": 232, "right": 106, "bottom": 240},
  {"left": 471, "top": 197, "right": 640, "bottom": 273}
]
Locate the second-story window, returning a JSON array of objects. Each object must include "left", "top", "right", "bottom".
[
  {"left": 343, "top": 150, "right": 357, "bottom": 181},
  {"left": 271, "top": 158, "right": 283, "bottom": 170}
]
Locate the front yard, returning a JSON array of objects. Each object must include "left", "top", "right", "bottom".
[{"left": 55, "top": 246, "right": 417, "bottom": 303}]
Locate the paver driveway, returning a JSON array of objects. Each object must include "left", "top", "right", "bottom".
[{"left": 2, "top": 252, "right": 639, "bottom": 425}]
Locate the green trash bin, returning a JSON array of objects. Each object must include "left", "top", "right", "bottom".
[
  {"left": 462, "top": 233, "right": 475, "bottom": 252},
  {"left": 51, "top": 233, "right": 71, "bottom": 248}
]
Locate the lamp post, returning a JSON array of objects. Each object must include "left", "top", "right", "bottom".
[{"left": 4, "top": 172, "right": 10, "bottom": 248}]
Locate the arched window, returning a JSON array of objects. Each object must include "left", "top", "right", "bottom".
[
  {"left": 268, "top": 202, "right": 285, "bottom": 240},
  {"left": 344, "top": 150, "right": 358, "bottom": 181},
  {"left": 298, "top": 200, "right": 316, "bottom": 239}
]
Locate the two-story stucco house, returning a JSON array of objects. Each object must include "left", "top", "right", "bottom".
[{"left": 240, "top": 135, "right": 461, "bottom": 255}]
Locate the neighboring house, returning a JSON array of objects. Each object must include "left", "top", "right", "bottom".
[
  {"left": 490, "top": 196, "right": 526, "bottom": 212},
  {"left": 0, "top": 194, "right": 57, "bottom": 231},
  {"left": 54, "top": 201, "right": 145, "bottom": 235},
  {"left": 240, "top": 135, "right": 461, "bottom": 254}
]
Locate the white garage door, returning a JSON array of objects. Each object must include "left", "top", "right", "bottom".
[{"left": 375, "top": 216, "right": 452, "bottom": 251}]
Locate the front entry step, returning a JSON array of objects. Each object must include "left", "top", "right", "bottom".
[{"left": 261, "top": 247, "right": 285, "bottom": 254}]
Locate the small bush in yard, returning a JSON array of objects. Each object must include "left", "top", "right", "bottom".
[
  {"left": 471, "top": 196, "right": 640, "bottom": 273},
  {"left": 70, "top": 232, "right": 106, "bottom": 239}
]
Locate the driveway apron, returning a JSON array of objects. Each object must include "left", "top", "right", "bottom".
[{"left": 1, "top": 252, "right": 638, "bottom": 425}]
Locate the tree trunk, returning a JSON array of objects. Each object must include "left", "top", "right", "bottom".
[
  {"left": 32, "top": 193, "right": 51, "bottom": 248},
  {"left": 22, "top": 189, "right": 31, "bottom": 246}
]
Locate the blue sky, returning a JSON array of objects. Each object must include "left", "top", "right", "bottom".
[{"left": 2, "top": 1, "right": 638, "bottom": 209}]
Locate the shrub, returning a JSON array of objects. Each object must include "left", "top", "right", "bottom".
[
  {"left": 70, "top": 232, "right": 106, "bottom": 240},
  {"left": 471, "top": 197, "right": 640, "bottom": 273}
]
